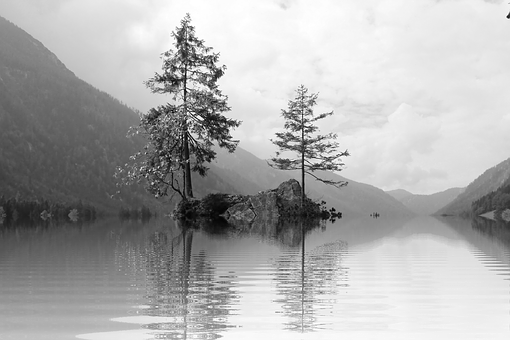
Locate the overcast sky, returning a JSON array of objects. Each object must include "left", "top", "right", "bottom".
[{"left": 1, "top": 0, "right": 510, "bottom": 194}]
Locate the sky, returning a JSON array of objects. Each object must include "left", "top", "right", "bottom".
[{"left": 1, "top": 0, "right": 510, "bottom": 195}]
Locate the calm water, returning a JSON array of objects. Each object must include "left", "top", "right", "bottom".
[{"left": 1, "top": 216, "right": 509, "bottom": 340}]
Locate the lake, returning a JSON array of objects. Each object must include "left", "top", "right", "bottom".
[{"left": 1, "top": 215, "right": 509, "bottom": 340}]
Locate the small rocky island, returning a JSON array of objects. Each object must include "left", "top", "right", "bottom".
[{"left": 175, "top": 179, "right": 340, "bottom": 227}]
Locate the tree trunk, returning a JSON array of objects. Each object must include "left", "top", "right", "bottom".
[
  {"left": 183, "top": 131, "right": 193, "bottom": 198},
  {"left": 301, "top": 147, "right": 305, "bottom": 207},
  {"left": 182, "top": 30, "right": 193, "bottom": 199},
  {"left": 300, "top": 99, "right": 305, "bottom": 208}
]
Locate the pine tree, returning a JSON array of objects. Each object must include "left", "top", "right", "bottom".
[
  {"left": 269, "top": 85, "right": 349, "bottom": 204},
  {"left": 120, "top": 13, "right": 241, "bottom": 200}
]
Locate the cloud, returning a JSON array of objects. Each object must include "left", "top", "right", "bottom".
[
  {"left": 340, "top": 103, "right": 445, "bottom": 192},
  {"left": 1, "top": 0, "right": 510, "bottom": 194}
]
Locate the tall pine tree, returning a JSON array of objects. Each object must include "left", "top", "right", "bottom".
[
  {"left": 269, "top": 85, "right": 349, "bottom": 204},
  {"left": 119, "top": 14, "right": 240, "bottom": 201}
]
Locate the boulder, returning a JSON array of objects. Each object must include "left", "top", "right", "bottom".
[
  {"left": 225, "top": 202, "right": 256, "bottom": 223},
  {"left": 224, "top": 179, "right": 303, "bottom": 226},
  {"left": 249, "top": 190, "right": 280, "bottom": 221},
  {"left": 276, "top": 179, "right": 302, "bottom": 206}
]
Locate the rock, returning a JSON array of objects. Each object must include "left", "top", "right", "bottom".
[
  {"left": 249, "top": 191, "right": 280, "bottom": 221},
  {"left": 174, "top": 179, "right": 328, "bottom": 227},
  {"left": 276, "top": 179, "right": 302, "bottom": 207},
  {"left": 225, "top": 202, "right": 256, "bottom": 223},
  {"left": 248, "top": 191, "right": 280, "bottom": 234}
]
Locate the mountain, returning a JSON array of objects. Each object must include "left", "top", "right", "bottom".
[
  {"left": 386, "top": 189, "right": 414, "bottom": 201},
  {"left": 471, "top": 172, "right": 510, "bottom": 218},
  {"left": 436, "top": 157, "right": 510, "bottom": 216},
  {"left": 387, "top": 187, "right": 464, "bottom": 215},
  {"left": 0, "top": 15, "right": 243, "bottom": 212},
  {"left": 0, "top": 15, "right": 160, "bottom": 210},
  {"left": 0, "top": 15, "right": 412, "bottom": 217},
  {"left": 210, "top": 147, "right": 413, "bottom": 217}
]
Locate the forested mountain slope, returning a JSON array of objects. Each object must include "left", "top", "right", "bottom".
[
  {"left": 0, "top": 16, "right": 155, "bottom": 209},
  {"left": 437, "top": 157, "right": 510, "bottom": 216},
  {"left": 471, "top": 173, "right": 510, "bottom": 217}
]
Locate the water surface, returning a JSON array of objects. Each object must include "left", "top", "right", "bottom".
[{"left": 0, "top": 216, "right": 509, "bottom": 339}]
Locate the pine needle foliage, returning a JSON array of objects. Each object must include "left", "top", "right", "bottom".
[
  {"left": 269, "top": 85, "right": 349, "bottom": 203},
  {"left": 118, "top": 14, "right": 240, "bottom": 201}
]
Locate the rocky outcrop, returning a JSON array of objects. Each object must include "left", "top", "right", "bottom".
[
  {"left": 222, "top": 179, "right": 321, "bottom": 226},
  {"left": 221, "top": 182, "right": 285, "bottom": 224},
  {"left": 225, "top": 201, "right": 257, "bottom": 223},
  {"left": 174, "top": 179, "right": 324, "bottom": 226},
  {"left": 276, "top": 179, "right": 302, "bottom": 207}
]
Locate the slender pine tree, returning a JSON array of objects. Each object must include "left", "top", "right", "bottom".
[
  {"left": 119, "top": 14, "right": 240, "bottom": 201},
  {"left": 269, "top": 85, "right": 349, "bottom": 204}
]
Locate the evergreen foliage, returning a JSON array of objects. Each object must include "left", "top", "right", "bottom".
[
  {"left": 0, "top": 15, "right": 154, "bottom": 211},
  {"left": 472, "top": 177, "right": 510, "bottom": 217},
  {"left": 438, "top": 157, "right": 510, "bottom": 216},
  {"left": 269, "top": 85, "right": 349, "bottom": 203},
  {"left": 119, "top": 14, "right": 241, "bottom": 201}
]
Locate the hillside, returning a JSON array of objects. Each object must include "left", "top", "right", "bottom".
[
  {"left": 0, "top": 15, "right": 155, "bottom": 210},
  {"left": 387, "top": 187, "right": 464, "bottom": 215},
  {"left": 471, "top": 175, "right": 510, "bottom": 218},
  {"left": 386, "top": 189, "right": 414, "bottom": 201},
  {"left": 437, "top": 157, "right": 510, "bottom": 216}
]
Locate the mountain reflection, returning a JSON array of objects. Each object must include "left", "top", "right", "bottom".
[
  {"left": 471, "top": 217, "right": 510, "bottom": 247},
  {"left": 271, "top": 219, "right": 348, "bottom": 332},
  {"left": 142, "top": 225, "right": 239, "bottom": 339}
]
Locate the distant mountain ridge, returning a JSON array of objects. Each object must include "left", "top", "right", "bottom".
[
  {"left": 210, "top": 147, "right": 413, "bottom": 216},
  {"left": 387, "top": 187, "right": 464, "bottom": 215},
  {"left": 437, "top": 157, "right": 510, "bottom": 216},
  {"left": 386, "top": 189, "right": 414, "bottom": 201},
  {"left": 0, "top": 15, "right": 413, "bottom": 216}
]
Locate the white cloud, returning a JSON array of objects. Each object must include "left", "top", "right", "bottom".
[{"left": 340, "top": 103, "right": 445, "bottom": 192}]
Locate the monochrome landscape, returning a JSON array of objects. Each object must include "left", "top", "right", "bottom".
[{"left": 1, "top": 2, "right": 510, "bottom": 339}]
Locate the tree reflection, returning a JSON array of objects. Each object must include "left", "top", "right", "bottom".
[
  {"left": 272, "top": 219, "right": 348, "bottom": 332},
  {"left": 471, "top": 217, "right": 510, "bottom": 246},
  {"left": 141, "top": 220, "right": 239, "bottom": 339}
]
